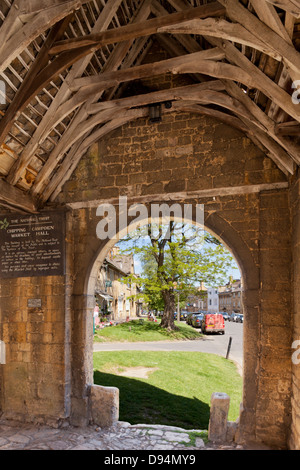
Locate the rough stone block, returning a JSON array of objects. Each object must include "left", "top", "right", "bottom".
[
  {"left": 90, "top": 384, "right": 119, "bottom": 428},
  {"left": 226, "top": 421, "right": 238, "bottom": 443},
  {"left": 208, "top": 392, "right": 230, "bottom": 443}
]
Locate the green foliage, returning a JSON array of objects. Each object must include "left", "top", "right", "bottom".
[{"left": 117, "top": 223, "right": 238, "bottom": 315}]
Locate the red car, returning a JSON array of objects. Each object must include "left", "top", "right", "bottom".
[{"left": 201, "top": 313, "right": 225, "bottom": 335}]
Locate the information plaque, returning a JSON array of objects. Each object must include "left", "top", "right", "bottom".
[{"left": 0, "top": 212, "right": 65, "bottom": 278}]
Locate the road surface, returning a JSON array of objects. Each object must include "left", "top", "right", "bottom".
[{"left": 93, "top": 321, "right": 244, "bottom": 375}]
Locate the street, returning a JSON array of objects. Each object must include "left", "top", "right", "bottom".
[{"left": 93, "top": 321, "right": 244, "bottom": 375}]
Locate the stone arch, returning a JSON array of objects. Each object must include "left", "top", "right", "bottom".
[
  {"left": 72, "top": 206, "right": 258, "bottom": 444},
  {"left": 63, "top": 105, "right": 293, "bottom": 449},
  {"left": 85, "top": 210, "right": 256, "bottom": 297}
]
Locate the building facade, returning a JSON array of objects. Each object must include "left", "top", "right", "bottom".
[
  {"left": 219, "top": 279, "right": 243, "bottom": 314},
  {"left": 185, "top": 279, "right": 243, "bottom": 315},
  {"left": 95, "top": 247, "right": 139, "bottom": 322},
  {"left": 184, "top": 283, "right": 208, "bottom": 312},
  {"left": 207, "top": 287, "right": 219, "bottom": 313}
]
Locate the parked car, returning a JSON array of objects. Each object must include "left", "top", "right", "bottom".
[
  {"left": 236, "top": 314, "right": 244, "bottom": 323},
  {"left": 186, "top": 312, "right": 203, "bottom": 325},
  {"left": 186, "top": 312, "right": 196, "bottom": 325},
  {"left": 201, "top": 313, "right": 225, "bottom": 335},
  {"left": 191, "top": 313, "right": 204, "bottom": 329},
  {"left": 180, "top": 311, "right": 188, "bottom": 321},
  {"left": 221, "top": 312, "right": 229, "bottom": 321},
  {"left": 228, "top": 312, "right": 238, "bottom": 322}
]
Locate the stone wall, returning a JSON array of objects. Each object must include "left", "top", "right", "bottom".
[
  {"left": 0, "top": 275, "right": 71, "bottom": 425},
  {"left": 57, "top": 112, "right": 293, "bottom": 448},
  {"left": 61, "top": 112, "right": 286, "bottom": 204},
  {"left": 0, "top": 212, "right": 74, "bottom": 426},
  {"left": 290, "top": 170, "right": 300, "bottom": 450},
  {"left": 0, "top": 110, "right": 296, "bottom": 448},
  {"left": 255, "top": 190, "right": 292, "bottom": 446}
]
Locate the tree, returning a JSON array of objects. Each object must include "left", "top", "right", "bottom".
[{"left": 117, "top": 222, "right": 237, "bottom": 330}]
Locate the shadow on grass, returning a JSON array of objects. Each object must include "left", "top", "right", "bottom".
[{"left": 94, "top": 370, "right": 210, "bottom": 430}]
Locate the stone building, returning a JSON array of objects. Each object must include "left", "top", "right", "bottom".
[
  {"left": 0, "top": 0, "right": 299, "bottom": 451},
  {"left": 95, "top": 248, "right": 139, "bottom": 321},
  {"left": 219, "top": 279, "right": 243, "bottom": 314},
  {"left": 185, "top": 283, "right": 208, "bottom": 312}
]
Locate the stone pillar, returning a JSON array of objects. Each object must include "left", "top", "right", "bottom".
[
  {"left": 255, "top": 189, "right": 292, "bottom": 448},
  {"left": 89, "top": 385, "right": 119, "bottom": 428},
  {"left": 290, "top": 171, "right": 300, "bottom": 450},
  {"left": 70, "top": 294, "right": 94, "bottom": 426},
  {"left": 208, "top": 392, "right": 230, "bottom": 443},
  {"left": 238, "top": 288, "right": 260, "bottom": 441}
]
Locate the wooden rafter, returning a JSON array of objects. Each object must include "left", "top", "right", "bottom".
[
  {"left": 48, "top": 2, "right": 226, "bottom": 54},
  {"left": 0, "top": 15, "right": 73, "bottom": 147},
  {"left": 0, "top": 2, "right": 225, "bottom": 151},
  {"left": 158, "top": 17, "right": 283, "bottom": 60},
  {"left": 0, "top": 0, "right": 299, "bottom": 210},
  {"left": 250, "top": 0, "right": 293, "bottom": 43},
  {"left": 28, "top": 0, "right": 157, "bottom": 197},
  {"left": 0, "top": 0, "right": 89, "bottom": 73},
  {"left": 28, "top": 1, "right": 300, "bottom": 201},
  {"left": 217, "top": 0, "right": 300, "bottom": 81},
  {"left": 264, "top": 0, "right": 300, "bottom": 17},
  {"left": 0, "top": 178, "right": 37, "bottom": 213},
  {"left": 6, "top": 0, "right": 126, "bottom": 186}
]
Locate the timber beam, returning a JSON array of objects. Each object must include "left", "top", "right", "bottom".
[
  {"left": 48, "top": 2, "right": 226, "bottom": 55},
  {"left": 0, "top": 179, "right": 37, "bottom": 213}
]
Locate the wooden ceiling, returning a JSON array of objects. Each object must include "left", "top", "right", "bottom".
[{"left": 0, "top": 0, "right": 300, "bottom": 213}]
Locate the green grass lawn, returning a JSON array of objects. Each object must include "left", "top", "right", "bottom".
[
  {"left": 93, "top": 350, "right": 242, "bottom": 430},
  {"left": 94, "top": 319, "right": 202, "bottom": 343}
]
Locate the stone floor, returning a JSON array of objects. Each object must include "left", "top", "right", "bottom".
[{"left": 0, "top": 418, "right": 248, "bottom": 451}]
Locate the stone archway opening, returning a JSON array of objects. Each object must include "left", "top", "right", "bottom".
[
  {"left": 85, "top": 212, "right": 245, "bottom": 433},
  {"left": 66, "top": 110, "right": 293, "bottom": 449}
]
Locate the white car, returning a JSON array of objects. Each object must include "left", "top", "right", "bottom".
[{"left": 228, "top": 313, "right": 238, "bottom": 322}]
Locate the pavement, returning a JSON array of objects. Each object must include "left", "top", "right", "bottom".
[{"left": 0, "top": 417, "right": 256, "bottom": 451}]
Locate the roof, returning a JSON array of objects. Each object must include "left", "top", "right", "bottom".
[
  {"left": 0, "top": 0, "right": 299, "bottom": 214},
  {"left": 105, "top": 255, "right": 134, "bottom": 276}
]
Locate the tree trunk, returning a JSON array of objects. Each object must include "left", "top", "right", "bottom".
[{"left": 160, "top": 290, "right": 177, "bottom": 330}]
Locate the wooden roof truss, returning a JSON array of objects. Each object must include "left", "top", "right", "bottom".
[{"left": 0, "top": 0, "right": 299, "bottom": 212}]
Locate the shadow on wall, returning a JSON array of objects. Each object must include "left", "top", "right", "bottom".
[{"left": 94, "top": 370, "right": 210, "bottom": 430}]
